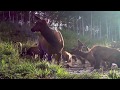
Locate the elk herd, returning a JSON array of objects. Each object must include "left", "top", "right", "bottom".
[{"left": 14, "top": 15, "right": 120, "bottom": 71}]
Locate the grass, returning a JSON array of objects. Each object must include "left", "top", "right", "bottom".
[
  {"left": 1, "top": 38, "right": 120, "bottom": 79},
  {"left": 108, "top": 70, "right": 120, "bottom": 79},
  {"left": 0, "top": 41, "right": 105, "bottom": 79}
]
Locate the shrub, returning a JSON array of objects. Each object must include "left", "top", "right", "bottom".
[{"left": 108, "top": 70, "right": 120, "bottom": 79}]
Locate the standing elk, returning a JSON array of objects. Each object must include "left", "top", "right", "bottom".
[
  {"left": 70, "top": 40, "right": 89, "bottom": 65},
  {"left": 72, "top": 45, "right": 120, "bottom": 69},
  {"left": 31, "top": 15, "right": 64, "bottom": 65}
]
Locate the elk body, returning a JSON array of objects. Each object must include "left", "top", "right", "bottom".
[{"left": 72, "top": 45, "right": 120, "bottom": 69}]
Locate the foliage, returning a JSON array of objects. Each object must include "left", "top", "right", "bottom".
[
  {"left": 108, "top": 70, "right": 120, "bottom": 79},
  {"left": 0, "top": 21, "right": 38, "bottom": 43},
  {"left": 61, "top": 29, "right": 111, "bottom": 51}
]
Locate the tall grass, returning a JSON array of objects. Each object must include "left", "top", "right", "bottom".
[
  {"left": 108, "top": 70, "right": 120, "bottom": 79},
  {"left": 0, "top": 41, "right": 105, "bottom": 79}
]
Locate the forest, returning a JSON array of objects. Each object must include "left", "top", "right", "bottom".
[{"left": 1, "top": 11, "right": 120, "bottom": 41}]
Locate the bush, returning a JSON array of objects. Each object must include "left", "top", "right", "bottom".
[
  {"left": 0, "top": 21, "right": 38, "bottom": 43},
  {"left": 108, "top": 70, "right": 120, "bottom": 79},
  {"left": 61, "top": 30, "right": 111, "bottom": 51}
]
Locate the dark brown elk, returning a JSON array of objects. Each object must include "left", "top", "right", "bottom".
[
  {"left": 72, "top": 45, "right": 120, "bottom": 69},
  {"left": 31, "top": 15, "right": 64, "bottom": 65},
  {"left": 70, "top": 40, "right": 89, "bottom": 65},
  {"left": 20, "top": 46, "right": 41, "bottom": 59}
]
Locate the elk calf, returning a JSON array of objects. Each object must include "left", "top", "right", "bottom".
[
  {"left": 62, "top": 50, "right": 77, "bottom": 66},
  {"left": 20, "top": 46, "right": 41, "bottom": 59},
  {"left": 72, "top": 40, "right": 89, "bottom": 52}
]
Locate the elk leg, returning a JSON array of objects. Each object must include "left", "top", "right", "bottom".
[
  {"left": 94, "top": 56, "right": 101, "bottom": 69},
  {"left": 47, "top": 54, "right": 52, "bottom": 63},
  {"left": 40, "top": 50, "right": 45, "bottom": 60},
  {"left": 55, "top": 53, "right": 62, "bottom": 65},
  {"left": 78, "top": 56, "right": 85, "bottom": 68}
]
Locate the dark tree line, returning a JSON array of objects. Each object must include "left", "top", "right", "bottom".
[{"left": 0, "top": 11, "right": 120, "bottom": 41}]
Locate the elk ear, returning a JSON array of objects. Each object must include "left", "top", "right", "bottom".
[
  {"left": 34, "top": 15, "right": 41, "bottom": 21},
  {"left": 41, "top": 20, "right": 47, "bottom": 25},
  {"left": 78, "top": 40, "right": 83, "bottom": 46}
]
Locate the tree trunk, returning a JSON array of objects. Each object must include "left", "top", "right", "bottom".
[
  {"left": 73, "top": 19, "right": 75, "bottom": 31},
  {"left": 82, "top": 18, "right": 84, "bottom": 36},
  {"left": 29, "top": 11, "right": 31, "bottom": 26},
  {"left": 76, "top": 19, "right": 79, "bottom": 34},
  {"left": 106, "top": 19, "right": 109, "bottom": 39},
  {"left": 91, "top": 11, "right": 93, "bottom": 38},
  {"left": 3, "top": 11, "right": 4, "bottom": 21},
  {"left": 8, "top": 11, "right": 11, "bottom": 21},
  {"left": 99, "top": 19, "right": 101, "bottom": 39},
  {"left": 118, "top": 21, "right": 120, "bottom": 40}
]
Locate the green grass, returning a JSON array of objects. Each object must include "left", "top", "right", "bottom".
[
  {"left": 108, "top": 70, "right": 120, "bottom": 79},
  {"left": 0, "top": 41, "right": 104, "bottom": 79}
]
